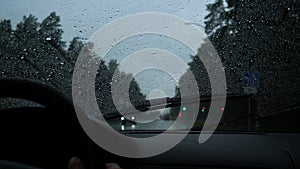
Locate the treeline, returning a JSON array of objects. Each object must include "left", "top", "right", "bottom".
[
  {"left": 1, "top": 0, "right": 299, "bottom": 116},
  {"left": 0, "top": 12, "right": 146, "bottom": 113},
  {"left": 0, "top": 12, "right": 80, "bottom": 95},
  {"left": 177, "top": 0, "right": 300, "bottom": 115}
]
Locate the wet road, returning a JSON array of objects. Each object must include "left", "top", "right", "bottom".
[{"left": 111, "top": 119, "right": 187, "bottom": 131}]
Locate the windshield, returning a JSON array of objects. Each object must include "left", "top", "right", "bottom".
[{"left": 0, "top": 0, "right": 299, "bottom": 132}]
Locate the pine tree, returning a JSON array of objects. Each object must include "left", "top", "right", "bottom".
[
  {"left": 181, "top": 0, "right": 300, "bottom": 115},
  {"left": 39, "top": 12, "right": 65, "bottom": 49}
]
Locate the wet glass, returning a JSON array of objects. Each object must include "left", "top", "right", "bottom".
[{"left": 0, "top": 0, "right": 299, "bottom": 132}]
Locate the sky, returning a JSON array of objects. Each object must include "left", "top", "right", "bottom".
[
  {"left": 0, "top": 0, "right": 214, "bottom": 97},
  {"left": 0, "top": 0, "right": 212, "bottom": 42}
]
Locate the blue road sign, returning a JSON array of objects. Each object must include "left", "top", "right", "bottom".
[{"left": 242, "top": 72, "right": 260, "bottom": 87}]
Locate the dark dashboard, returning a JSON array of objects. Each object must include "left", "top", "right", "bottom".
[{"left": 0, "top": 80, "right": 299, "bottom": 169}]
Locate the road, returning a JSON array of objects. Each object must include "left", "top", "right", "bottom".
[{"left": 111, "top": 119, "right": 186, "bottom": 131}]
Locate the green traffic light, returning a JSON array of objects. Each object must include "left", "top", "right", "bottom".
[
  {"left": 201, "top": 106, "right": 206, "bottom": 113},
  {"left": 182, "top": 106, "right": 187, "bottom": 111}
]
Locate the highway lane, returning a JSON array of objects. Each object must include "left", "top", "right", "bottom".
[{"left": 110, "top": 119, "right": 188, "bottom": 131}]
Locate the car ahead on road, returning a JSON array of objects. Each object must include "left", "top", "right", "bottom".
[{"left": 121, "top": 115, "right": 136, "bottom": 126}]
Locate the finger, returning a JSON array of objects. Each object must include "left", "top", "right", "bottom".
[
  {"left": 105, "top": 163, "right": 123, "bottom": 169},
  {"left": 68, "top": 157, "right": 85, "bottom": 169}
]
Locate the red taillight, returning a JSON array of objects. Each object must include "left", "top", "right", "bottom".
[{"left": 178, "top": 112, "right": 183, "bottom": 117}]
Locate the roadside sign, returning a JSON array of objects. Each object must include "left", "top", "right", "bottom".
[
  {"left": 242, "top": 72, "right": 260, "bottom": 87},
  {"left": 243, "top": 86, "right": 257, "bottom": 95},
  {"left": 242, "top": 72, "right": 260, "bottom": 95}
]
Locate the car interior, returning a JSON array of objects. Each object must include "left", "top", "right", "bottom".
[
  {"left": 0, "top": 0, "right": 299, "bottom": 169},
  {"left": 0, "top": 79, "right": 299, "bottom": 169}
]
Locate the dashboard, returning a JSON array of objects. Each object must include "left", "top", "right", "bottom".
[
  {"left": 89, "top": 132, "right": 300, "bottom": 169},
  {"left": 0, "top": 80, "right": 299, "bottom": 169}
]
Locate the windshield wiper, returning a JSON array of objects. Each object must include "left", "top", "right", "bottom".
[
  {"left": 104, "top": 94, "right": 242, "bottom": 120},
  {"left": 103, "top": 95, "right": 230, "bottom": 120},
  {"left": 103, "top": 96, "right": 199, "bottom": 120}
]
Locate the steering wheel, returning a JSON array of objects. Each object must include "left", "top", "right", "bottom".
[{"left": 0, "top": 79, "right": 92, "bottom": 169}]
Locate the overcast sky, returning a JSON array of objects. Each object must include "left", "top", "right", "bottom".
[
  {"left": 0, "top": 0, "right": 214, "bottom": 97},
  {"left": 0, "top": 0, "right": 212, "bottom": 42}
]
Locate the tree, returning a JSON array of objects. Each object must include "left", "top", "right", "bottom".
[
  {"left": 205, "top": 0, "right": 229, "bottom": 36},
  {"left": 0, "top": 20, "right": 13, "bottom": 54},
  {"left": 182, "top": 0, "right": 300, "bottom": 115},
  {"left": 39, "top": 12, "right": 65, "bottom": 50},
  {"left": 95, "top": 59, "right": 146, "bottom": 115},
  {"left": 15, "top": 14, "right": 39, "bottom": 41},
  {"left": 67, "top": 37, "right": 84, "bottom": 65},
  {"left": 0, "top": 12, "right": 147, "bottom": 115},
  {"left": 0, "top": 20, "right": 15, "bottom": 78},
  {"left": 0, "top": 13, "right": 72, "bottom": 95}
]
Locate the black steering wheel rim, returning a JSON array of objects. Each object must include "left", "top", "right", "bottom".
[
  {"left": 0, "top": 79, "right": 74, "bottom": 112},
  {"left": 0, "top": 79, "right": 92, "bottom": 169}
]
